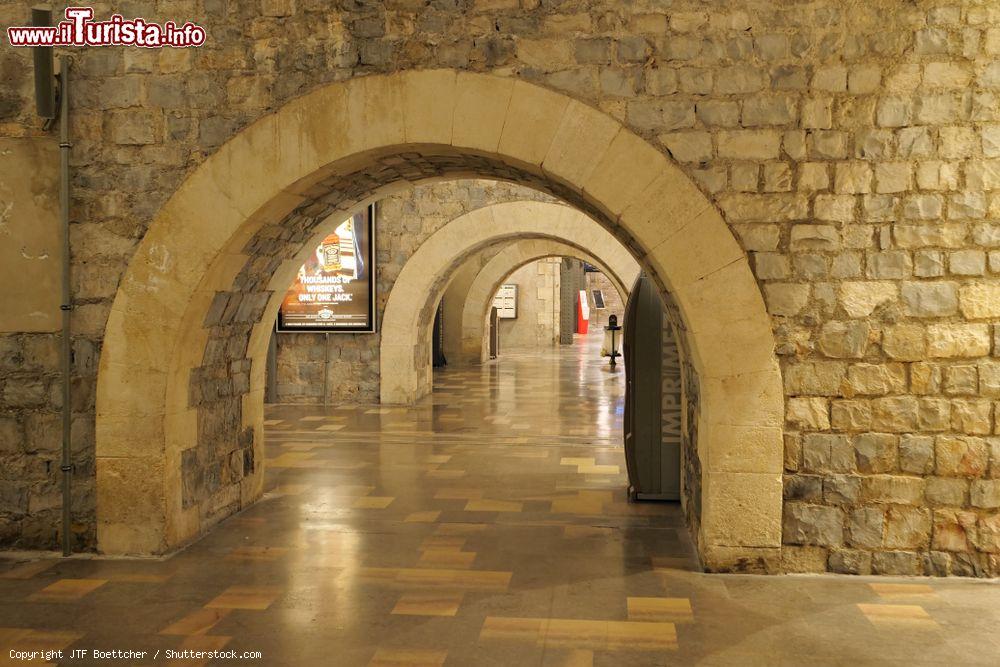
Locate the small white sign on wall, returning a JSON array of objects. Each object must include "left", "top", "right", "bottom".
[{"left": 492, "top": 283, "right": 517, "bottom": 319}]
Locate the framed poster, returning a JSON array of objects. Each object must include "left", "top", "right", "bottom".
[
  {"left": 276, "top": 204, "right": 376, "bottom": 332},
  {"left": 492, "top": 284, "right": 517, "bottom": 319}
]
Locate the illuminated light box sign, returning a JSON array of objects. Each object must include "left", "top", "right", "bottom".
[{"left": 277, "top": 205, "right": 376, "bottom": 332}]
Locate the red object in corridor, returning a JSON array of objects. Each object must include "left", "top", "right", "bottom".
[{"left": 576, "top": 290, "right": 590, "bottom": 334}]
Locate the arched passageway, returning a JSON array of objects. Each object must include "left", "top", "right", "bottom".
[
  {"left": 440, "top": 236, "right": 637, "bottom": 365},
  {"left": 378, "top": 200, "right": 636, "bottom": 403},
  {"left": 96, "top": 70, "right": 783, "bottom": 571}
]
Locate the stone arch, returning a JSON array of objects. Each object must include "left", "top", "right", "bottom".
[
  {"left": 96, "top": 70, "right": 783, "bottom": 571},
  {"left": 378, "top": 201, "right": 636, "bottom": 403},
  {"left": 449, "top": 236, "right": 638, "bottom": 365}
]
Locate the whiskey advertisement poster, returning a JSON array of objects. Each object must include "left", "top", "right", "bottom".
[{"left": 277, "top": 205, "right": 376, "bottom": 332}]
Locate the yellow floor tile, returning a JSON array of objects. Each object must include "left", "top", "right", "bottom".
[
  {"left": 857, "top": 603, "right": 938, "bottom": 628},
  {"left": 27, "top": 578, "right": 107, "bottom": 602},
  {"left": 368, "top": 648, "right": 448, "bottom": 667},
  {"left": 391, "top": 591, "right": 464, "bottom": 616},
  {"left": 626, "top": 597, "right": 693, "bottom": 622},
  {"left": 358, "top": 567, "right": 511, "bottom": 591},
  {"left": 160, "top": 608, "right": 232, "bottom": 636},
  {"left": 418, "top": 550, "right": 477, "bottom": 569},
  {"left": 205, "top": 585, "right": 281, "bottom": 610},
  {"left": 480, "top": 617, "right": 677, "bottom": 651},
  {"left": 868, "top": 583, "right": 936, "bottom": 598},
  {"left": 0, "top": 560, "right": 57, "bottom": 580}
]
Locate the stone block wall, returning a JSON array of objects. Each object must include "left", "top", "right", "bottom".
[
  {"left": 497, "top": 258, "right": 561, "bottom": 351},
  {"left": 0, "top": 0, "right": 996, "bottom": 573}
]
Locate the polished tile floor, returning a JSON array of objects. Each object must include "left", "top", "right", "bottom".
[{"left": 2, "top": 335, "right": 1000, "bottom": 666}]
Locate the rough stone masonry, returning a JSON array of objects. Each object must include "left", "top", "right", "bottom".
[{"left": 0, "top": 0, "right": 999, "bottom": 576}]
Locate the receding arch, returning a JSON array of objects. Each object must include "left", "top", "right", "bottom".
[
  {"left": 96, "top": 69, "right": 784, "bottom": 572},
  {"left": 378, "top": 201, "right": 636, "bottom": 403},
  {"left": 448, "top": 237, "right": 638, "bottom": 365}
]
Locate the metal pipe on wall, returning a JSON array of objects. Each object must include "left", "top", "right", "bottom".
[{"left": 58, "top": 55, "right": 73, "bottom": 556}]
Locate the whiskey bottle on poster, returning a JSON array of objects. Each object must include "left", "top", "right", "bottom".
[
  {"left": 320, "top": 233, "right": 342, "bottom": 273},
  {"left": 339, "top": 219, "right": 356, "bottom": 277}
]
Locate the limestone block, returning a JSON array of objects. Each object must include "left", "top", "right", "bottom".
[
  {"left": 780, "top": 546, "right": 828, "bottom": 573},
  {"left": 453, "top": 72, "right": 514, "bottom": 152},
  {"left": 834, "top": 162, "right": 873, "bottom": 194},
  {"left": 543, "top": 100, "right": 622, "bottom": 188},
  {"left": 899, "top": 435, "right": 935, "bottom": 475},
  {"left": 785, "top": 397, "right": 830, "bottom": 430},
  {"left": 703, "top": 424, "right": 783, "bottom": 474},
  {"left": 927, "top": 324, "right": 991, "bottom": 358},
  {"left": 914, "top": 250, "right": 946, "bottom": 277},
  {"left": 783, "top": 361, "right": 847, "bottom": 395},
  {"left": 782, "top": 502, "right": 844, "bottom": 547},
  {"left": 854, "top": 433, "right": 898, "bottom": 474},
  {"left": 830, "top": 400, "right": 872, "bottom": 432},
  {"left": 951, "top": 399, "right": 993, "bottom": 435},
  {"left": 696, "top": 100, "right": 739, "bottom": 126},
  {"left": 936, "top": 435, "right": 990, "bottom": 477},
  {"left": 802, "top": 434, "right": 854, "bottom": 473},
  {"left": 867, "top": 251, "right": 913, "bottom": 280},
  {"left": 847, "top": 507, "right": 884, "bottom": 549},
  {"left": 932, "top": 509, "right": 977, "bottom": 552},
  {"left": 714, "top": 65, "right": 767, "bottom": 94},
  {"left": 741, "top": 95, "right": 797, "bottom": 126},
  {"left": 980, "top": 362, "right": 1000, "bottom": 397},
  {"left": 949, "top": 250, "right": 986, "bottom": 275},
  {"left": 959, "top": 283, "right": 1000, "bottom": 319},
  {"left": 862, "top": 474, "right": 925, "bottom": 505},
  {"left": 838, "top": 282, "right": 897, "bottom": 317},
  {"left": 843, "top": 363, "right": 906, "bottom": 396},
  {"left": 876, "top": 97, "right": 912, "bottom": 127},
  {"left": 790, "top": 224, "right": 839, "bottom": 251},
  {"left": 801, "top": 97, "right": 832, "bottom": 129},
  {"left": 751, "top": 251, "right": 788, "bottom": 279},
  {"left": 945, "top": 365, "right": 979, "bottom": 396},
  {"left": 659, "top": 131, "right": 713, "bottom": 163},
  {"left": 971, "top": 480, "right": 1000, "bottom": 509},
  {"left": 497, "top": 80, "right": 570, "bottom": 167},
  {"left": 871, "top": 396, "right": 919, "bottom": 432},
  {"left": 895, "top": 223, "right": 968, "bottom": 249},
  {"left": 918, "top": 397, "right": 953, "bottom": 432},
  {"left": 814, "top": 194, "right": 855, "bottom": 222},
  {"left": 702, "top": 472, "right": 782, "bottom": 548},
  {"left": 817, "top": 321, "right": 870, "bottom": 359},
  {"left": 901, "top": 281, "right": 959, "bottom": 317},
  {"left": 584, "top": 129, "right": 666, "bottom": 219},
  {"left": 97, "top": 456, "right": 167, "bottom": 554},
  {"left": 882, "top": 324, "right": 927, "bottom": 361},
  {"left": 717, "top": 130, "right": 782, "bottom": 160},
  {"left": 926, "top": 476, "right": 969, "bottom": 507},
  {"left": 975, "top": 515, "right": 1000, "bottom": 554},
  {"left": 764, "top": 283, "right": 810, "bottom": 316},
  {"left": 402, "top": 69, "right": 456, "bottom": 145},
  {"left": 884, "top": 507, "right": 932, "bottom": 550},
  {"left": 798, "top": 163, "right": 830, "bottom": 191},
  {"left": 874, "top": 162, "right": 912, "bottom": 194},
  {"left": 823, "top": 474, "right": 861, "bottom": 505}
]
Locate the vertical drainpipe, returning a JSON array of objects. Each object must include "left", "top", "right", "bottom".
[{"left": 58, "top": 55, "right": 73, "bottom": 557}]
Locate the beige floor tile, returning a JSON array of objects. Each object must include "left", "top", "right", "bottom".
[
  {"left": 27, "top": 579, "right": 107, "bottom": 602},
  {"left": 391, "top": 591, "right": 464, "bottom": 616},
  {"left": 626, "top": 597, "right": 693, "bottom": 622},
  {"left": 368, "top": 648, "right": 448, "bottom": 667},
  {"left": 205, "top": 585, "right": 281, "bottom": 610}
]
